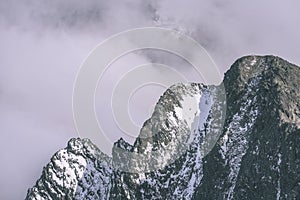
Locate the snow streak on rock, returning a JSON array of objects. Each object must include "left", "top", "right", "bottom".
[
  {"left": 276, "top": 152, "right": 282, "bottom": 200},
  {"left": 111, "top": 84, "right": 217, "bottom": 199},
  {"left": 26, "top": 55, "right": 300, "bottom": 200},
  {"left": 27, "top": 139, "right": 113, "bottom": 200},
  {"left": 220, "top": 76, "right": 261, "bottom": 200}
]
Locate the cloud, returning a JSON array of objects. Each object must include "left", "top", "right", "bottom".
[
  {"left": 0, "top": 0, "right": 299, "bottom": 199},
  {"left": 0, "top": 0, "right": 155, "bottom": 35},
  {"left": 150, "top": 0, "right": 300, "bottom": 68}
]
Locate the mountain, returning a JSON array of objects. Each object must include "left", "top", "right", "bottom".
[{"left": 26, "top": 55, "right": 300, "bottom": 199}]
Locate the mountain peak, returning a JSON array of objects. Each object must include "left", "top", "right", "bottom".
[
  {"left": 223, "top": 55, "right": 300, "bottom": 127},
  {"left": 113, "top": 137, "right": 134, "bottom": 152},
  {"left": 225, "top": 55, "right": 299, "bottom": 87},
  {"left": 26, "top": 55, "right": 300, "bottom": 200}
]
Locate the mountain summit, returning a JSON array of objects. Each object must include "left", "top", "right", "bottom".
[{"left": 26, "top": 56, "right": 300, "bottom": 199}]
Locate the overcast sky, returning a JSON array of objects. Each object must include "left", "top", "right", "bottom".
[{"left": 1, "top": 0, "right": 300, "bottom": 199}]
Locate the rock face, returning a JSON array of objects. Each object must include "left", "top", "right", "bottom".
[
  {"left": 194, "top": 56, "right": 300, "bottom": 199},
  {"left": 26, "top": 138, "right": 114, "bottom": 199},
  {"left": 26, "top": 55, "right": 300, "bottom": 199}
]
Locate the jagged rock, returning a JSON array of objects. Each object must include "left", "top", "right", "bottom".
[
  {"left": 194, "top": 55, "right": 300, "bottom": 199},
  {"left": 26, "top": 55, "right": 300, "bottom": 199}
]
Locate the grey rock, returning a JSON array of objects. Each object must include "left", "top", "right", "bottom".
[{"left": 26, "top": 55, "right": 300, "bottom": 200}]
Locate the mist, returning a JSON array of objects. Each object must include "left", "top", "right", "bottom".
[{"left": 0, "top": 0, "right": 299, "bottom": 199}]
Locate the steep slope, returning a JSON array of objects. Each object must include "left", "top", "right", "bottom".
[
  {"left": 26, "top": 139, "right": 114, "bottom": 199},
  {"left": 194, "top": 55, "right": 300, "bottom": 199},
  {"left": 26, "top": 55, "right": 300, "bottom": 199},
  {"left": 110, "top": 83, "right": 226, "bottom": 199},
  {"left": 27, "top": 82, "right": 225, "bottom": 200}
]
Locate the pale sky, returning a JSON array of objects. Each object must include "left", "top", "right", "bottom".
[{"left": 0, "top": 0, "right": 299, "bottom": 199}]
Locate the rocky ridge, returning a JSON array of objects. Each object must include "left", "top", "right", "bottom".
[{"left": 26, "top": 55, "right": 300, "bottom": 199}]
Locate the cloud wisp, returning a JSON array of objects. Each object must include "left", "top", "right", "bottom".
[{"left": 0, "top": 0, "right": 299, "bottom": 199}]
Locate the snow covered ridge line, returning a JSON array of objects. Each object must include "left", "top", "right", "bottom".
[
  {"left": 112, "top": 83, "right": 226, "bottom": 173},
  {"left": 26, "top": 83, "right": 226, "bottom": 200},
  {"left": 110, "top": 84, "right": 226, "bottom": 200},
  {"left": 27, "top": 55, "right": 300, "bottom": 199},
  {"left": 26, "top": 139, "right": 114, "bottom": 200}
]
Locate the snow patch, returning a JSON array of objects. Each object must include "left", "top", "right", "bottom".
[
  {"left": 276, "top": 152, "right": 282, "bottom": 200},
  {"left": 250, "top": 58, "right": 257, "bottom": 66},
  {"left": 220, "top": 76, "right": 261, "bottom": 200},
  {"left": 179, "top": 93, "right": 201, "bottom": 129}
]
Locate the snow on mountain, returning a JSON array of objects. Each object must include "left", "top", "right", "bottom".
[{"left": 26, "top": 55, "right": 300, "bottom": 199}]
